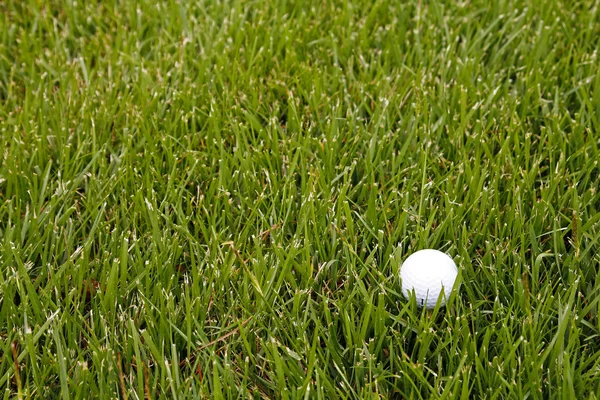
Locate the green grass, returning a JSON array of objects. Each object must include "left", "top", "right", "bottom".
[{"left": 1, "top": 0, "right": 600, "bottom": 398}]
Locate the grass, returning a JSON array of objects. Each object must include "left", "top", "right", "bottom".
[{"left": 1, "top": 0, "right": 600, "bottom": 398}]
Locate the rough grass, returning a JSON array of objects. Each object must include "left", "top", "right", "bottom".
[{"left": 1, "top": 0, "right": 600, "bottom": 398}]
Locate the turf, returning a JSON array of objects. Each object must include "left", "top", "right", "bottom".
[{"left": 1, "top": 0, "right": 600, "bottom": 398}]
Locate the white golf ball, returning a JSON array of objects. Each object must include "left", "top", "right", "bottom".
[{"left": 400, "top": 249, "right": 458, "bottom": 309}]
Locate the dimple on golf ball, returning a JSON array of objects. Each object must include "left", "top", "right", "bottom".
[{"left": 400, "top": 249, "right": 458, "bottom": 309}]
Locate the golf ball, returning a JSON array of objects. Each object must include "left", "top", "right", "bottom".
[{"left": 400, "top": 249, "right": 458, "bottom": 309}]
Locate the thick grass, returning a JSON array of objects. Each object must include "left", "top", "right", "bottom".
[{"left": 1, "top": 0, "right": 600, "bottom": 398}]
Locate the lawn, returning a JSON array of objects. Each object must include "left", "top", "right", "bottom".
[{"left": 1, "top": 0, "right": 600, "bottom": 398}]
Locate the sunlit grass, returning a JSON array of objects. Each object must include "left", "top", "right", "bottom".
[{"left": 1, "top": 0, "right": 600, "bottom": 398}]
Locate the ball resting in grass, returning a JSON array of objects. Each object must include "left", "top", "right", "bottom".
[{"left": 400, "top": 249, "right": 458, "bottom": 309}]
